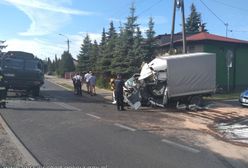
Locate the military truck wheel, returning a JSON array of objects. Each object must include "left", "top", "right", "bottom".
[
  {"left": 32, "top": 86, "right": 40, "bottom": 97},
  {"left": 189, "top": 95, "right": 203, "bottom": 107}
]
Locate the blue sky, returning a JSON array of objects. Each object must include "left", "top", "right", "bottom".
[{"left": 1, "top": 0, "right": 248, "bottom": 60}]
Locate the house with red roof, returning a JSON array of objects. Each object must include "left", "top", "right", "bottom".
[{"left": 156, "top": 32, "right": 248, "bottom": 91}]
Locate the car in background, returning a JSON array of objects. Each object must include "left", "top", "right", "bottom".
[
  {"left": 239, "top": 88, "right": 248, "bottom": 107},
  {"left": 0, "top": 51, "right": 44, "bottom": 97}
]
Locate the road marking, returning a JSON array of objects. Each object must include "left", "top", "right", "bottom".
[
  {"left": 161, "top": 139, "right": 200, "bottom": 153},
  {"left": 0, "top": 115, "right": 41, "bottom": 166},
  {"left": 53, "top": 102, "right": 81, "bottom": 111},
  {"left": 86, "top": 113, "right": 101, "bottom": 119},
  {"left": 114, "top": 123, "right": 136, "bottom": 132}
]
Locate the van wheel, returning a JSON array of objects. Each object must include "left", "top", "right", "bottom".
[
  {"left": 189, "top": 96, "right": 203, "bottom": 107},
  {"left": 32, "top": 87, "right": 40, "bottom": 97}
]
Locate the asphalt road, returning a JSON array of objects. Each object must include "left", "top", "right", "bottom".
[{"left": 0, "top": 80, "right": 242, "bottom": 167}]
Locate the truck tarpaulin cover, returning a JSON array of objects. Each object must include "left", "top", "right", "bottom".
[{"left": 166, "top": 53, "right": 216, "bottom": 97}]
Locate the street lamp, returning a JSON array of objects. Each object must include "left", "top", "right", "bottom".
[{"left": 58, "top": 33, "right": 70, "bottom": 53}]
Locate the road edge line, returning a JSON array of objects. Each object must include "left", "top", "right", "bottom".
[
  {"left": 114, "top": 123, "right": 136, "bottom": 132},
  {"left": 86, "top": 113, "right": 101, "bottom": 119},
  {"left": 162, "top": 139, "right": 200, "bottom": 153},
  {"left": 0, "top": 114, "right": 41, "bottom": 166}
]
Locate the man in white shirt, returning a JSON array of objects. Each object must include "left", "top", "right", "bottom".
[
  {"left": 84, "top": 71, "right": 92, "bottom": 94},
  {"left": 73, "top": 73, "right": 82, "bottom": 95}
]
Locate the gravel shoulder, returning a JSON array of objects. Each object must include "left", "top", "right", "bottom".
[{"left": 0, "top": 116, "right": 30, "bottom": 166}]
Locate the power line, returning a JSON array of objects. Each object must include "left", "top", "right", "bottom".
[
  {"left": 198, "top": 0, "right": 231, "bottom": 37},
  {"left": 137, "top": 0, "right": 164, "bottom": 17},
  {"left": 231, "top": 29, "right": 248, "bottom": 33},
  {"left": 201, "top": 0, "right": 248, "bottom": 35},
  {"left": 210, "top": 0, "right": 248, "bottom": 13},
  {"left": 199, "top": 0, "right": 226, "bottom": 25}
]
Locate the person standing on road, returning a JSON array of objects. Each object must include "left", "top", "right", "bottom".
[
  {"left": 114, "top": 74, "right": 125, "bottom": 111},
  {"left": 0, "top": 72, "right": 7, "bottom": 108},
  {"left": 72, "top": 73, "right": 77, "bottom": 94},
  {"left": 89, "top": 72, "right": 96, "bottom": 96},
  {"left": 109, "top": 77, "right": 116, "bottom": 104},
  {"left": 73, "top": 73, "right": 82, "bottom": 96},
  {"left": 84, "top": 71, "right": 92, "bottom": 94}
]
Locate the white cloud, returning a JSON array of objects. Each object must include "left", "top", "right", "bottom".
[
  {"left": 3, "top": 31, "right": 102, "bottom": 61},
  {"left": 4, "top": 0, "right": 92, "bottom": 15},
  {"left": 3, "top": 0, "right": 94, "bottom": 36},
  {"left": 3, "top": 38, "right": 63, "bottom": 60}
]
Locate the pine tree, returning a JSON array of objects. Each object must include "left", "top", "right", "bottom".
[
  {"left": 185, "top": 3, "right": 207, "bottom": 33},
  {"left": 107, "top": 21, "right": 117, "bottom": 40},
  {"left": 47, "top": 57, "right": 55, "bottom": 73},
  {"left": 144, "top": 17, "right": 156, "bottom": 62},
  {"left": 90, "top": 40, "right": 99, "bottom": 72},
  {"left": 112, "top": 24, "right": 127, "bottom": 75},
  {"left": 54, "top": 54, "right": 59, "bottom": 74},
  {"left": 131, "top": 27, "right": 144, "bottom": 73},
  {"left": 98, "top": 28, "right": 109, "bottom": 72},
  {"left": 105, "top": 21, "right": 117, "bottom": 73},
  {"left": 77, "top": 34, "right": 92, "bottom": 72},
  {"left": 58, "top": 51, "right": 75, "bottom": 77},
  {"left": 118, "top": 3, "right": 140, "bottom": 76},
  {"left": 0, "top": 40, "right": 7, "bottom": 55}
]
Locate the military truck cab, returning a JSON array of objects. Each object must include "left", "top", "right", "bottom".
[{"left": 0, "top": 51, "right": 44, "bottom": 97}]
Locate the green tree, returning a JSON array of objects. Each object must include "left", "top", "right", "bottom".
[
  {"left": 112, "top": 24, "right": 127, "bottom": 75},
  {"left": 58, "top": 51, "right": 75, "bottom": 77},
  {"left": 131, "top": 27, "right": 144, "bottom": 73},
  {"left": 112, "top": 3, "right": 140, "bottom": 76},
  {"left": 143, "top": 17, "right": 156, "bottom": 62},
  {"left": 54, "top": 54, "right": 60, "bottom": 75},
  {"left": 0, "top": 40, "right": 7, "bottom": 54},
  {"left": 47, "top": 57, "right": 55, "bottom": 73},
  {"left": 103, "top": 21, "right": 117, "bottom": 73},
  {"left": 77, "top": 34, "right": 92, "bottom": 72},
  {"left": 90, "top": 40, "right": 99, "bottom": 72},
  {"left": 99, "top": 28, "right": 111, "bottom": 73},
  {"left": 185, "top": 3, "right": 207, "bottom": 33}
]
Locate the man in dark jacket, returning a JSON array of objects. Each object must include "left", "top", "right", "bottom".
[
  {"left": 0, "top": 72, "right": 7, "bottom": 108},
  {"left": 114, "top": 74, "right": 125, "bottom": 111}
]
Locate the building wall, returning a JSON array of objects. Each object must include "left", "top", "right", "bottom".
[
  {"left": 187, "top": 44, "right": 204, "bottom": 53},
  {"left": 157, "top": 41, "right": 248, "bottom": 91},
  {"left": 204, "top": 43, "right": 235, "bottom": 91},
  {"left": 235, "top": 47, "right": 248, "bottom": 90},
  {"left": 204, "top": 43, "right": 248, "bottom": 91}
]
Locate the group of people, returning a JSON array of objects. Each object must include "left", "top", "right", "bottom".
[
  {"left": 72, "top": 71, "right": 96, "bottom": 96},
  {"left": 73, "top": 72, "right": 127, "bottom": 111}
]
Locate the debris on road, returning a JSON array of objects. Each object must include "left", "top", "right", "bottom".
[{"left": 216, "top": 118, "right": 248, "bottom": 144}]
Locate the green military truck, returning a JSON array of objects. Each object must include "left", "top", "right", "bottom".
[{"left": 0, "top": 51, "right": 44, "bottom": 97}]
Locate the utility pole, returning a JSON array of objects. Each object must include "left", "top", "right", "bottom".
[
  {"left": 170, "top": 0, "right": 177, "bottom": 53},
  {"left": 59, "top": 34, "right": 70, "bottom": 53},
  {"left": 180, "top": 0, "right": 187, "bottom": 54},
  {"left": 170, "top": 0, "right": 187, "bottom": 54}
]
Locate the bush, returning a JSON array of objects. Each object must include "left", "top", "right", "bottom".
[{"left": 96, "top": 76, "right": 110, "bottom": 89}]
